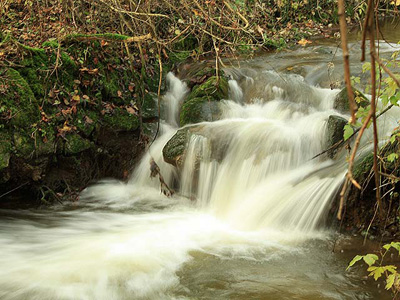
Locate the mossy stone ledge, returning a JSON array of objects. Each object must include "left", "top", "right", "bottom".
[{"left": 180, "top": 75, "right": 228, "bottom": 126}]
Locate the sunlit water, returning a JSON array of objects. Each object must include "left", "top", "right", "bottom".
[{"left": 1, "top": 36, "right": 399, "bottom": 299}]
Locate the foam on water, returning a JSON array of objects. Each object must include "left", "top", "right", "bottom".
[{"left": 0, "top": 67, "right": 398, "bottom": 300}]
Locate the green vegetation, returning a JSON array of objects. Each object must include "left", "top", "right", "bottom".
[{"left": 348, "top": 242, "right": 400, "bottom": 297}]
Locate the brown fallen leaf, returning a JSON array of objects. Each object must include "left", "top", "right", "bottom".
[
  {"left": 84, "top": 116, "right": 94, "bottom": 124},
  {"left": 298, "top": 38, "right": 312, "bottom": 46},
  {"left": 126, "top": 107, "right": 136, "bottom": 115}
]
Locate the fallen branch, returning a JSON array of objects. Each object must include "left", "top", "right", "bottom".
[
  {"left": 64, "top": 33, "right": 152, "bottom": 44},
  {"left": 150, "top": 158, "right": 174, "bottom": 197}
]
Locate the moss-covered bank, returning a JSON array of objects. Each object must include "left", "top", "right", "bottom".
[{"left": 0, "top": 34, "right": 159, "bottom": 207}]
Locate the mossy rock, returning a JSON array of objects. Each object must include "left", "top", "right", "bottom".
[
  {"left": 180, "top": 76, "right": 228, "bottom": 126},
  {"left": 16, "top": 45, "right": 78, "bottom": 100},
  {"left": 334, "top": 87, "right": 369, "bottom": 113},
  {"left": 0, "top": 68, "right": 40, "bottom": 127},
  {"left": 353, "top": 152, "right": 374, "bottom": 181},
  {"left": 63, "top": 133, "right": 92, "bottom": 155},
  {"left": 13, "top": 131, "right": 36, "bottom": 158},
  {"left": 13, "top": 127, "right": 58, "bottom": 158},
  {"left": 73, "top": 109, "right": 99, "bottom": 137},
  {"left": 163, "top": 125, "right": 227, "bottom": 167},
  {"left": 163, "top": 127, "right": 190, "bottom": 166},
  {"left": 180, "top": 97, "right": 221, "bottom": 126},
  {"left": 326, "top": 115, "right": 347, "bottom": 159},
  {"left": 380, "top": 137, "right": 400, "bottom": 173},
  {"left": 187, "top": 76, "right": 228, "bottom": 102},
  {"left": 0, "top": 131, "right": 12, "bottom": 170},
  {"left": 103, "top": 107, "right": 140, "bottom": 131},
  {"left": 142, "top": 92, "right": 158, "bottom": 118}
]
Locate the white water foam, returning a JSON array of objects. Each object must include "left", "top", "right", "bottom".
[{"left": 0, "top": 70, "right": 398, "bottom": 300}]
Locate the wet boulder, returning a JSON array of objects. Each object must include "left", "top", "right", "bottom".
[
  {"left": 326, "top": 115, "right": 348, "bottom": 158},
  {"left": 334, "top": 87, "right": 369, "bottom": 113},
  {"left": 180, "top": 76, "right": 228, "bottom": 126},
  {"left": 163, "top": 126, "right": 205, "bottom": 167}
]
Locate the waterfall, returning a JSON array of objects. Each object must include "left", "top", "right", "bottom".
[
  {"left": 2, "top": 67, "right": 399, "bottom": 300},
  {"left": 128, "top": 71, "right": 399, "bottom": 233},
  {"left": 173, "top": 72, "right": 347, "bottom": 232}
]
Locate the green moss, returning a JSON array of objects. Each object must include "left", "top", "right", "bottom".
[
  {"left": 102, "top": 70, "right": 123, "bottom": 102},
  {"left": 65, "top": 33, "right": 131, "bottom": 43},
  {"left": 63, "top": 133, "right": 92, "bottom": 155},
  {"left": 0, "top": 131, "right": 12, "bottom": 170},
  {"left": 142, "top": 92, "right": 158, "bottom": 118},
  {"left": 103, "top": 107, "right": 140, "bottom": 131},
  {"left": 73, "top": 110, "right": 99, "bottom": 137},
  {"left": 180, "top": 97, "right": 221, "bottom": 126},
  {"left": 42, "top": 39, "right": 59, "bottom": 48},
  {"left": 353, "top": 153, "right": 374, "bottom": 181},
  {"left": 18, "top": 51, "right": 49, "bottom": 98},
  {"left": 13, "top": 131, "right": 35, "bottom": 158},
  {"left": 163, "top": 127, "right": 190, "bottom": 166},
  {"left": 18, "top": 43, "right": 47, "bottom": 59},
  {"left": 169, "top": 51, "right": 192, "bottom": 64},
  {"left": 0, "top": 31, "right": 12, "bottom": 46},
  {"left": 187, "top": 76, "right": 228, "bottom": 102},
  {"left": 334, "top": 87, "right": 369, "bottom": 113},
  {"left": 0, "top": 68, "right": 40, "bottom": 127},
  {"left": 13, "top": 126, "right": 56, "bottom": 158},
  {"left": 179, "top": 76, "right": 227, "bottom": 126}
]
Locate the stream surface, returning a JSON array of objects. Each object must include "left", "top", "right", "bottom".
[{"left": 1, "top": 21, "right": 399, "bottom": 299}]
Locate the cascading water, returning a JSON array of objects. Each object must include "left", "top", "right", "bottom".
[{"left": 0, "top": 48, "right": 398, "bottom": 299}]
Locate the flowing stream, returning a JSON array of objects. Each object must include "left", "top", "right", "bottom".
[{"left": 1, "top": 31, "right": 400, "bottom": 299}]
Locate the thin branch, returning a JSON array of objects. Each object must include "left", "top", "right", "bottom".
[
  {"left": 338, "top": 110, "right": 372, "bottom": 220},
  {"left": 373, "top": 53, "right": 400, "bottom": 87},
  {"left": 361, "top": 0, "right": 374, "bottom": 62},
  {"left": 368, "top": 2, "right": 383, "bottom": 219},
  {"left": 338, "top": 0, "right": 357, "bottom": 124}
]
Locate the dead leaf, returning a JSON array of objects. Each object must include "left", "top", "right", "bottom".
[
  {"left": 84, "top": 116, "right": 94, "bottom": 124},
  {"left": 298, "top": 38, "right": 312, "bottom": 46},
  {"left": 126, "top": 107, "right": 136, "bottom": 115},
  {"left": 88, "top": 68, "right": 99, "bottom": 75},
  {"left": 72, "top": 94, "right": 80, "bottom": 102}
]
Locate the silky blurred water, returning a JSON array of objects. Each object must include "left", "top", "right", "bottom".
[{"left": 0, "top": 28, "right": 399, "bottom": 299}]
